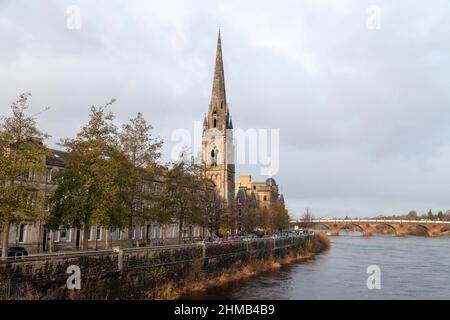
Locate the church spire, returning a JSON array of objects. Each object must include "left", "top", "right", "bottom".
[{"left": 210, "top": 30, "right": 227, "bottom": 110}]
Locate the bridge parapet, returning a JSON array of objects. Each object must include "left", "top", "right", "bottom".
[{"left": 289, "top": 219, "right": 449, "bottom": 237}]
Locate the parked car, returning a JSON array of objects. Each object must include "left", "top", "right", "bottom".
[
  {"left": 0, "top": 246, "right": 28, "bottom": 259},
  {"left": 213, "top": 236, "right": 241, "bottom": 244},
  {"left": 242, "top": 234, "right": 259, "bottom": 241}
]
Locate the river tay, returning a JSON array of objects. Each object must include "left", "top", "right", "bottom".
[{"left": 183, "top": 234, "right": 450, "bottom": 300}]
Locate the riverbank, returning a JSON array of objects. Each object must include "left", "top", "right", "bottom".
[
  {"left": 0, "top": 234, "right": 329, "bottom": 299},
  {"left": 154, "top": 233, "right": 331, "bottom": 300}
]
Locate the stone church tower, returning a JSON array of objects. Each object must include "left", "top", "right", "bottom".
[{"left": 201, "top": 31, "right": 235, "bottom": 207}]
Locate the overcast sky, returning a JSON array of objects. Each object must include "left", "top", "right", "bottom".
[{"left": 1, "top": 0, "right": 450, "bottom": 218}]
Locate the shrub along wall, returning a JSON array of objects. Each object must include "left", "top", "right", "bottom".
[{"left": 0, "top": 235, "right": 324, "bottom": 299}]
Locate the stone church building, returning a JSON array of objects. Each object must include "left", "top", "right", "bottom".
[
  {"left": 201, "top": 32, "right": 285, "bottom": 232},
  {"left": 201, "top": 31, "right": 235, "bottom": 208}
]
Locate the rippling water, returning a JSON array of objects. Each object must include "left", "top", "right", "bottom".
[{"left": 183, "top": 233, "right": 450, "bottom": 299}]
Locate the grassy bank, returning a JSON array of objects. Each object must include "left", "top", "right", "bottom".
[{"left": 150, "top": 233, "right": 331, "bottom": 300}]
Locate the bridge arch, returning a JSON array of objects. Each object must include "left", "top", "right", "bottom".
[
  {"left": 373, "top": 223, "right": 398, "bottom": 236},
  {"left": 337, "top": 223, "right": 365, "bottom": 236},
  {"left": 440, "top": 224, "right": 450, "bottom": 235},
  {"left": 317, "top": 222, "right": 371, "bottom": 236},
  {"left": 406, "top": 224, "right": 431, "bottom": 237}
]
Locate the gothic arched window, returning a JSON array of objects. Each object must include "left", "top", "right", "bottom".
[
  {"left": 213, "top": 118, "right": 217, "bottom": 128},
  {"left": 211, "top": 148, "right": 218, "bottom": 166}
]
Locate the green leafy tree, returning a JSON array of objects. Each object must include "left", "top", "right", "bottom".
[
  {"left": 118, "top": 112, "right": 163, "bottom": 247},
  {"left": 0, "top": 93, "right": 49, "bottom": 257},
  {"left": 48, "top": 100, "right": 125, "bottom": 250},
  {"left": 427, "top": 209, "right": 434, "bottom": 221},
  {"left": 437, "top": 211, "right": 443, "bottom": 221}
]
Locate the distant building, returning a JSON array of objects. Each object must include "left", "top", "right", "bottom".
[{"left": 236, "top": 175, "right": 282, "bottom": 211}]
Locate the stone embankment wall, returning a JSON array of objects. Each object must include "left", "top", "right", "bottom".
[{"left": 0, "top": 236, "right": 314, "bottom": 299}]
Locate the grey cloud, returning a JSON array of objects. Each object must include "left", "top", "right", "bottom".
[{"left": 1, "top": 0, "right": 449, "bottom": 218}]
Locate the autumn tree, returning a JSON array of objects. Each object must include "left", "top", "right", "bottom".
[
  {"left": 260, "top": 207, "right": 272, "bottom": 235},
  {"left": 118, "top": 112, "right": 163, "bottom": 247},
  {"left": 0, "top": 93, "right": 49, "bottom": 257},
  {"left": 272, "top": 200, "right": 290, "bottom": 232},
  {"left": 218, "top": 212, "right": 235, "bottom": 237},
  {"left": 198, "top": 178, "right": 226, "bottom": 241},
  {"left": 156, "top": 157, "right": 203, "bottom": 244},
  {"left": 405, "top": 210, "right": 419, "bottom": 220},
  {"left": 48, "top": 101, "right": 125, "bottom": 250},
  {"left": 240, "top": 206, "right": 259, "bottom": 235}
]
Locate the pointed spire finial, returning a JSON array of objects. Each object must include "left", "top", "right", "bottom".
[{"left": 210, "top": 29, "right": 226, "bottom": 109}]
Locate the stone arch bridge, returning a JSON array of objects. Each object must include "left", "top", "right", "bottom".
[{"left": 290, "top": 219, "right": 450, "bottom": 237}]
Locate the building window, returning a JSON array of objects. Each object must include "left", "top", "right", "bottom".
[
  {"left": 253, "top": 186, "right": 256, "bottom": 190},
  {"left": 27, "top": 224, "right": 32, "bottom": 242},
  {"left": 238, "top": 209, "right": 242, "bottom": 217},
  {"left": 53, "top": 230, "right": 61, "bottom": 243},
  {"left": 211, "top": 148, "right": 218, "bottom": 166},
  {"left": 46, "top": 168, "right": 53, "bottom": 183},
  {"left": 118, "top": 229, "right": 122, "bottom": 240},
  {"left": 45, "top": 196, "right": 50, "bottom": 212},
  {"left": 263, "top": 196, "right": 267, "bottom": 201},
  {"left": 88, "top": 227, "right": 102, "bottom": 241},
  {"left": 18, "top": 224, "right": 25, "bottom": 243},
  {"left": 96, "top": 228, "right": 102, "bottom": 241},
  {"left": 29, "top": 168, "right": 36, "bottom": 181},
  {"left": 66, "top": 228, "right": 72, "bottom": 242}
]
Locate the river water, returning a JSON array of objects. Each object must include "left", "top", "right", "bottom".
[{"left": 184, "top": 233, "right": 450, "bottom": 299}]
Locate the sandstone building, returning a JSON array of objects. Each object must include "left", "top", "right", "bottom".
[
  {"left": 201, "top": 33, "right": 286, "bottom": 234},
  {"left": 201, "top": 31, "right": 235, "bottom": 208}
]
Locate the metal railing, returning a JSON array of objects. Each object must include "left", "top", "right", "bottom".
[{"left": 1, "top": 234, "right": 303, "bottom": 262}]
